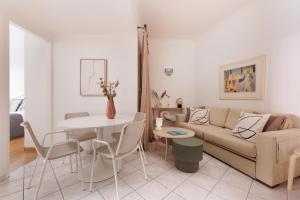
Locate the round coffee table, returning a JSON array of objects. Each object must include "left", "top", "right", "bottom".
[{"left": 153, "top": 127, "right": 195, "bottom": 160}]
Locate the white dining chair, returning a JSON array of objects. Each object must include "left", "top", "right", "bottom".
[
  {"left": 21, "top": 122, "right": 83, "bottom": 200},
  {"left": 112, "top": 112, "right": 148, "bottom": 164},
  {"left": 89, "top": 120, "right": 148, "bottom": 200},
  {"left": 64, "top": 112, "right": 97, "bottom": 173}
]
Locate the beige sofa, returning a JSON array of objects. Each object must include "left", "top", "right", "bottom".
[{"left": 176, "top": 107, "right": 300, "bottom": 187}]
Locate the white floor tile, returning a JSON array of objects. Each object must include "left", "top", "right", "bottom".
[
  {"left": 249, "top": 181, "right": 287, "bottom": 200},
  {"left": 122, "top": 171, "right": 148, "bottom": 189},
  {"left": 246, "top": 194, "right": 267, "bottom": 200},
  {"left": 0, "top": 179, "right": 24, "bottom": 197},
  {"left": 221, "top": 169, "right": 252, "bottom": 191},
  {"left": 122, "top": 191, "right": 144, "bottom": 200},
  {"left": 154, "top": 159, "right": 174, "bottom": 170},
  {"left": 98, "top": 179, "right": 133, "bottom": 200},
  {"left": 188, "top": 172, "right": 219, "bottom": 191},
  {"left": 137, "top": 180, "right": 170, "bottom": 200},
  {"left": 205, "top": 193, "right": 226, "bottom": 200},
  {"left": 169, "top": 167, "right": 193, "bottom": 179},
  {"left": 211, "top": 181, "right": 248, "bottom": 200},
  {"left": 164, "top": 192, "right": 185, "bottom": 200},
  {"left": 118, "top": 163, "right": 137, "bottom": 178},
  {"left": 199, "top": 163, "right": 228, "bottom": 180},
  {"left": 156, "top": 169, "right": 185, "bottom": 190},
  {"left": 80, "top": 192, "right": 104, "bottom": 200},
  {"left": 174, "top": 180, "right": 209, "bottom": 200},
  {"left": 1, "top": 146, "right": 295, "bottom": 200},
  {"left": 145, "top": 164, "right": 166, "bottom": 179},
  {"left": 0, "top": 191, "right": 23, "bottom": 200}
]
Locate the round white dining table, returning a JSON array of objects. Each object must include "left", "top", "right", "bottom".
[{"left": 57, "top": 115, "right": 133, "bottom": 183}]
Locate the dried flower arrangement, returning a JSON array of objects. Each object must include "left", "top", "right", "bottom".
[{"left": 99, "top": 78, "right": 120, "bottom": 100}]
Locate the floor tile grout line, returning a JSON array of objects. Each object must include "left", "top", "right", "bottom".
[
  {"left": 245, "top": 179, "right": 254, "bottom": 200},
  {"left": 161, "top": 159, "right": 212, "bottom": 200},
  {"left": 118, "top": 173, "right": 147, "bottom": 200}
]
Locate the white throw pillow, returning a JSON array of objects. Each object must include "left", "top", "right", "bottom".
[
  {"left": 188, "top": 108, "right": 210, "bottom": 125},
  {"left": 232, "top": 112, "right": 271, "bottom": 142}
]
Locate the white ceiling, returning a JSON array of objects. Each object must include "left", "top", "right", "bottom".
[
  {"left": 2, "top": 0, "right": 138, "bottom": 37},
  {"left": 1, "top": 0, "right": 251, "bottom": 38},
  {"left": 139, "top": 0, "right": 251, "bottom": 38}
]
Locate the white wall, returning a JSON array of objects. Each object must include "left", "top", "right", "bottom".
[
  {"left": 195, "top": 0, "right": 300, "bottom": 125},
  {"left": 0, "top": 13, "right": 10, "bottom": 180},
  {"left": 149, "top": 38, "right": 197, "bottom": 107},
  {"left": 24, "top": 31, "right": 52, "bottom": 147},
  {"left": 9, "top": 24, "right": 24, "bottom": 99},
  {"left": 52, "top": 35, "right": 138, "bottom": 130}
]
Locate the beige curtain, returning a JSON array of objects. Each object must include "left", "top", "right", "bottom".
[{"left": 139, "top": 29, "right": 153, "bottom": 150}]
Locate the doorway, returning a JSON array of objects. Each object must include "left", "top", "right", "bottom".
[{"left": 9, "top": 23, "right": 35, "bottom": 170}]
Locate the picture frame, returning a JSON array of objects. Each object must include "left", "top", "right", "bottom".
[
  {"left": 219, "top": 55, "right": 266, "bottom": 100},
  {"left": 80, "top": 59, "right": 107, "bottom": 96}
]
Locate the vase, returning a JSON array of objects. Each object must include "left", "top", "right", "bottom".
[{"left": 106, "top": 99, "right": 116, "bottom": 119}]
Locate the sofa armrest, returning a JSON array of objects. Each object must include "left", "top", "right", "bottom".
[
  {"left": 256, "top": 128, "right": 300, "bottom": 186},
  {"left": 176, "top": 114, "right": 187, "bottom": 124}
]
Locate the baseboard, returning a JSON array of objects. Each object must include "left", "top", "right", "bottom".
[{"left": 24, "top": 147, "right": 36, "bottom": 152}]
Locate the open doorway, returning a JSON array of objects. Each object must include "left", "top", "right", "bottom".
[
  {"left": 9, "top": 23, "right": 35, "bottom": 170},
  {"left": 9, "top": 22, "right": 52, "bottom": 171}
]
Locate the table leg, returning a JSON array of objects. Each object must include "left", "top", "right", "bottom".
[
  {"left": 165, "top": 137, "right": 168, "bottom": 160},
  {"left": 78, "top": 127, "right": 114, "bottom": 183}
]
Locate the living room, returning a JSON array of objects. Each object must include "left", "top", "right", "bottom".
[{"left": 0, "top": 0, "right": 300, "bottom": 200}]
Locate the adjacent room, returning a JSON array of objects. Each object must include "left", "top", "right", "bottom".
[{"left": 0, "top": 0, "right": 300, "bottom": 200}]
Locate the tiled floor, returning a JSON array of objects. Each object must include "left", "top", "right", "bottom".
[{"left": 0, "top": 143, "right": 299, "bottom": 200}]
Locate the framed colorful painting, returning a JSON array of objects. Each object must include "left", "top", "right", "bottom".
[{"left": 219, "top": 55, "right": 266, "bottom": 100}]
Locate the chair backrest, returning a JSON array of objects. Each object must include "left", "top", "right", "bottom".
[
  {"left": 133, "top": 112, "right": 146, "bottom": 122},
  {"left": 65, "top": 112, "right": 90, "bottom": 120},
  {"left": 116, "top": 120, "right": 145, "bottom": 155},
  {"left": 64, "top": 112, "right": 94, "bottom": 134},
  {"left": 21, "top": 122, "right": 45, "bottom": 156}
]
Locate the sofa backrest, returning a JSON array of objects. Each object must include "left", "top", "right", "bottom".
[
  {"left": 208, "top": 107, "right": 229, "bottom": 127},
  {"left": 224, "top": 108, "right": 252, "bottom": 129}
]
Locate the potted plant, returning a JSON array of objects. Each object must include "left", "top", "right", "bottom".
[{"left": 99, "top": 78, "right": 120, "bottom": 119}]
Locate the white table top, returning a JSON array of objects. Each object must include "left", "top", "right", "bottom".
[{"left": 57, "top": 115, "right": 133, "bottom": 129}]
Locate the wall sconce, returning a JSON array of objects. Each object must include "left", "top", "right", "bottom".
[{"left": 164, "top": 66, "right": 174, "bottom": 76}]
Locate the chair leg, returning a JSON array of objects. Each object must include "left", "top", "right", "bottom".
[
  {"left": 77, "top": 142, "right": 85, "bottom": 190},
  {"left": 112, "top": 158, "right": 120, "bottom": 200},
  {"left": 49, "top": 161, "right": 65, "bottom": 200},
  {"left": 89, "top": 149, "right": 97, "bottom": 192},
  {"left": 34, "top": 159, "right": 48, "bottom": 200},
  {"left": 75, "top": 153, "right": 79, "bottom": 173},
  {"left": 27, "top": 156, "right": 40, "bottom": 189},
  {"left": 69, "top": 155, "right": 74, "bottom": 173},
  {"left": 288, "top": 154, "right": 299, "bottom": 191},
  {"left": 138, "top": 146, "right": 148, "bottom": 180},
  {"left": 139, "top": 141, "right": 148, "bottom": 165}
]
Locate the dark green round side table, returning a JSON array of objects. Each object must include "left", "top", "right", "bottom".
[{"left": 172, "top": 137, "right": 203, "bottom": 173}]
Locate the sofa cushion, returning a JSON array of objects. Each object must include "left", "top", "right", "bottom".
[
  {"left": 177, "top": 123, "right": 223, "bottom": 139},
  {"left": 204, "top": 128, "right": 257, "bottom": 158},
  {"left": 208, "top": 107, "right": 229, "bottom": 127},
  {"left": 225, "top": 109, "right": 252, "bottom": 129},
  {"left": 232, "top": 112, "right": 271, "bottom": 143},
  {"left": 188, "top": 108, "right": 210, "bottom": 125}
]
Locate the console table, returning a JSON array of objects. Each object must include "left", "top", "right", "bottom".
[{"left": 152, "top": 107, "right": 184, "bottom": 127}]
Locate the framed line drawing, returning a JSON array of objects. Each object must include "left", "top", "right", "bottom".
[{"left": 80, "top": 59, "right": 107, "bottom": 96}]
